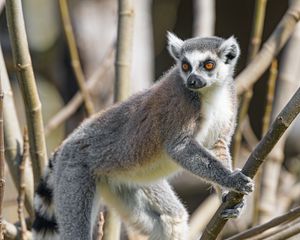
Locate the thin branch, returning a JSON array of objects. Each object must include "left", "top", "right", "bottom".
[
  {"left": 227, "top": 206, "right": 300, "bottom": 240},
  {"left": 97, "top": 212, "right": 105, "bottom": 240},
  {"left": 2, "top": 220, "right": 32, "bottom": 240},
  {"left": 44, "top": 46, "right": 115, "bottom": 136},
  {"left": 0, "top": 45, "right": 34, "bottom": 218},
  {"left": 236, "top": 0, "right": 300, "bottom": 94},
  {"left": 0, "top": 66, "right": 5, "bottom": 240},
  {"left": 59, "top": 0, "right": 95, "bottom": 116},
  {"left": 200, "top": 85, "right": 300, "bottom": 240},
  {"left": 18, "top": 128, "right": 28, "bottom": 240},
  {"left": 264, "top": 219, "right": 300, "bottom": 240},
  {"left": 114, "top": 0, "right": 134, "bottom": 102},
  {"left": 5, "top": 0, "right": 48, "bottom": 185},
  {"left": 232, "top": 0, "right": 267, "bottom": 163},
  {"left": 252, "top": 59, "right": 278, "bottom": 225}
]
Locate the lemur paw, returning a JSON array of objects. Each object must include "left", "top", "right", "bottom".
[
  {"left": 220, "top": 196, "right": 245, "bottom": 219},
  {"left": 229, "top": 169, "right": 254, "bottom": 195}
]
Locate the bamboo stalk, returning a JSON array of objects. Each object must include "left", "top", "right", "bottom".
[
  {"left": 5, "top": 0, "right": 48, "bottom": 186},
  {"left": 236, "top": 0, "right": 300, "bottom": 94},
  {"left": 18, "top": 128, "right": 28, "bottom": 240},
  {"left": 114, "top": 0, "right": 134, "bottom": 102},
  {"left": 0, "top": 45, "right": 34, "bottom": 218},
  {"left": 58, "top": 0, "right": 95, "bottom": 116},
  {"left": 227, "top": 206, "right": 300, "bottom": 240},
  {"left": 200, "top": 85, "right": 300, "bottom": 240},
  {"left": 0, "top": 65, "right": 5, "bottom": 240}
]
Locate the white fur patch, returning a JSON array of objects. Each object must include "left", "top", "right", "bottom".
[
  {"left": 32, "top": 230, "right": 60, "bottom": 240},
  {"left": 34, "top": 195, "right": 55, "bottom": 219},
  {"left": 184, "top": 51, "right": 214, "bottom": 68},
  {"left": 195, "top": 84, "right": 232, "bottom": 148}
]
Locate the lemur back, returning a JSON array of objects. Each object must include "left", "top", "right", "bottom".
[{"left": 32, "top": 33, "right": 253, "bottom": 240}]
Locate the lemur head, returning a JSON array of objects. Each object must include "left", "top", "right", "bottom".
[{"left": 167, "top": 32, "right": 240, "bottom": 91}]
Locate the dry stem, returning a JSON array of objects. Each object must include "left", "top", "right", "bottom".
[
  {"left": 18, "top": 128, "right": 28, "bottom": 240},
  {"left": 0, "top": 67, "right": 5, "bottom": 240},
  {"left": 200, "top": 85, "right": 300, "bottom": 240},
  {"left": 227, "top": 206, "right": 300, "bottom": 240},
  {"left": 5, "top": 0, "right": 48, "bottom": 185},
  {"left": 59, "top": 0, "right": 95, "bottom": 116}
]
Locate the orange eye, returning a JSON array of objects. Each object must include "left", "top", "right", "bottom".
[
  {"left": 182, "top": 63, "right": 190, "bottom": 72},
  {"left": 204, "top": 61, "right": 215, "bottom": 71}
]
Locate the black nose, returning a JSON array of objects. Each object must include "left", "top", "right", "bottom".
[{"left": 187, "top": 75, "right": 206, "bottom": 89}]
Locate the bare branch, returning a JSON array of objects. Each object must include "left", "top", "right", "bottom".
[
  {"left": 5, "top": 0, "right": 48, "bottom": 185},
  {"left": 97, "top": 212, "right": 105, "bottom": 240},
  {"left": 236, "top": 0, "right": 300, "bottom": 94},
  {"left": 59, "top": 0, "right": 95, "bottom": 116},
  {"left": 200, "top": 85, "right": 300, "bottom": 240},
  {"left": 227, "top": 206, "right": 300, "bottom": 240},
  {"left": 0, "top": 64, "right": 5, "bottom": 240},
  {"left": 18, "top": 129, "right": 28, "bottom": 240},
  {"left": 44, "top": 46, "right": 115, "bottom": 136},
  {"left": 0, "top": 45, "right": 34, "bottom": 218}
]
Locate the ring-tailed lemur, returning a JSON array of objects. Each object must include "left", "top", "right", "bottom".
[{"left": 32, "top": 32, "right": 253, "bottom": 240}]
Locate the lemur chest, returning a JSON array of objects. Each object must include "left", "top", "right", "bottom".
[{"left": 195, "top": 86, "right": 232, "bottom": 148}]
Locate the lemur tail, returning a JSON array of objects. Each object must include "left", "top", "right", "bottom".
[{"left": 32, "top": 154, "right": 59, "bottom": 240}]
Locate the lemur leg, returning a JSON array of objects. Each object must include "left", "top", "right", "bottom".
[
  {"left": 55, "top": 166, "right": 96, "bottom": 240},
  {"left": 210, "top": 138, "right": 246, "bottom": 219},
  {"left": 101, "top": 179, "right": 188, "bottom": 240}
]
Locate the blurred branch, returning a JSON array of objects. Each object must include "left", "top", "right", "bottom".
[
  {"left": 189, "top": 194, "right": 219, "bottom": 240},
  {"left": 44, "top": 46, "right": 115, "bottom": 136},
  {"left": 5, "top": 0, "right": 48, "bottom": 185},
  {"left": 227, "top": 206, "right": 300, "bottom": 240},
  {"left": 3, "top": 220, "right": 31, "bottom": 240},
  {"left": 252, "top": 59, "right": 278, "bottom": 225},
  {"left": 193, "top": 0, "right": 215, "bottom": 37},
  {"left": 200, "top": 85, "right": 300, "bottom": 240},
  {"left": 261, "top": 219, "right": 300, "bottom": 240},
  {"left": 236, "top": 0, "right": 300, "bottom": 94},
  {"left": 114, "top": 0, "right": 134, "bottom": 102},
  {"left": 232, "top": 0, "right": 267, "bottom": 163},
  {"left": 0, "top": 69, "right": 4, "bottom": 240},
  {"left": 0, "top": 44, "right": 34, "bottom": 217},
  {"left": 97, "top": 212, "right": 105, "bottom": 240},
  {"left": 0, "top": 0, "right": 4, "bottom": 13},
  {"left": 17, "top": 129, "right": 28, "bottom": 240},
  {"left": 59, "top": 0, "right": 95, "bottom": 116}
]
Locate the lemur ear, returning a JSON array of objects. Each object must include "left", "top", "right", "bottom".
[
  {"left": 167, "top": 32, "right": 184, "bottom": 60},
  {"left": 219, "top": 36, "right": 240, "bottom": 65}
]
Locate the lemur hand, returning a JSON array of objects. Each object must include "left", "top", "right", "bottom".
[{"left": 228, "top": 169, "right": 254, "bottom": 195}]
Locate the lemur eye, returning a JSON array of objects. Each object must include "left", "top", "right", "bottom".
[
  {"left": 182, "top": 62, "right": 190, "bottom": 72},
  {"left": 204, "top": 60, "right": 215, "bottom": 71}
]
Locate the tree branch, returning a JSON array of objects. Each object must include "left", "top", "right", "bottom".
[
  {"left": 227, "top": 206, "right": 300, "bottom": 240},
  {"left": 59, "top": 0, "right": 95, "bottom": 116},
  {"left": 200, "top": 85, "right": 300, "bottom": 240},
  {"left": 5, "top": 0, "right": 48, "bottom": 185},
  {"left": 236, "top": 0, "right": 300, "bottom": 94}
]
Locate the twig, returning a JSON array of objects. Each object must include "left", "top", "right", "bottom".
[
  {"left": 0, "top": 45, "right": 34, "bottom": 218},
  {"left": 263, "top": 219, "right": 300, "bottom": 240},
  {"left": 5, "top": 0, "right": 48, "bottom": 185},
  {"left": 114, "top": 0, "right": 134, "bottom": 102},
  {"left": 59, "top": 0, "right": 95, "bottom": 116},
  {"left": 18, "top": 128, "right": 28, "bottom": 240},
  {"left": 97, "top": 212, "right": 105, "bottom": 240},
  {"left": 226, "top": 206, "right": 300, "bottom": 240},
  {"left": 200, "top": 85, "right": 300, "bottom": 240},
  {"left": 236, "top": 0, "right": 300, "bottom": 94},
  {"left": 44, "top": 46, "right": 115, "bottom": 136},
  {"left": 232, "top": 0, "right": 267, "bottom": 163},
  {"left": 252, "top": 59, "right": 278, "bottom": 225},
  {"left": 0, "top": 67, "right": 5, "bottom": 240},
  {"left": 2, "top": 220, "right": 32, "bottom": 240}
]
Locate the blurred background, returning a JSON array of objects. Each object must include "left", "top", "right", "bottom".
[{"left": 2, "top": 0, "right": 300, "bottom": 239}]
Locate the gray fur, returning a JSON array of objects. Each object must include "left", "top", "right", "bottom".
[{"left": 33, "top": 33, "right": 253, "bottom": 240}]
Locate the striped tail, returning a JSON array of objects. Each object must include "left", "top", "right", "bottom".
[{"left": 32, "top": 154, "right": 59, "bottom": 240}]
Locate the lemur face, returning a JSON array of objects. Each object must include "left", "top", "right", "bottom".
[{"left": 167, "top": 32, "right": 240, "bottom": 91}]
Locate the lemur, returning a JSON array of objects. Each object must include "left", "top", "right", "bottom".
[{"left": 32, "top": 32, "right": 253, "bottom": 240}]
